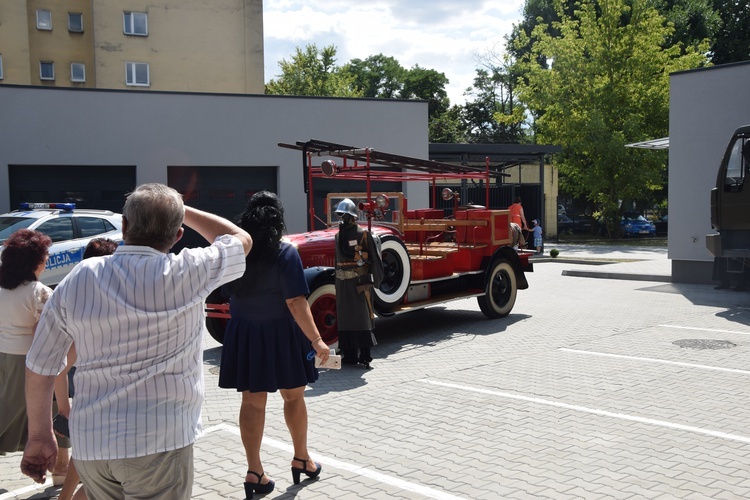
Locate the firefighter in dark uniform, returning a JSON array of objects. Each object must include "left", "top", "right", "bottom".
[{"left": 334, "top": 199, "right": 384, "bottom": 369}]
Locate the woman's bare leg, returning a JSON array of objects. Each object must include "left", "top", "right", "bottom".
[
  {"left": 280, "top": 386, "right": 316, "bottom": 472},
  {"left": 239, "top": 391, "right": 271, "bottom": 483}
]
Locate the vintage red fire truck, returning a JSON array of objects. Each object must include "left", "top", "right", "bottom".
[{"left": 205, "top": 140, "right": 534, "bottom": 345}]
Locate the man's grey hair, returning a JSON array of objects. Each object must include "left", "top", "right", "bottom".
[{"left": 123, "top": 184, "right": 184, "bottom": 248}]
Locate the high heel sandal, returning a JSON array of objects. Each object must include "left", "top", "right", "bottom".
[
  {"left": 291, "top": 456, "right": 322, "bottom": 485},
  {"left": 243, "top": 470, "right": 274, "bottom": 499}
]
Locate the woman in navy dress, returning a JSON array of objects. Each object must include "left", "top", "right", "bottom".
[{"left": 219, "top": 191, "right": 330, "bottom": 498}]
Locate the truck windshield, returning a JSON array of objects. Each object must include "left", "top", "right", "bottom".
[
  {"left": 0, "top": 217, "right": 35, "bottom": 244},
  {"left": 724, "top": 135, "right": 750, "bottom": 190}
]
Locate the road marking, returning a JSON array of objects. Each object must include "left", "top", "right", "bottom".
[
  {"left": 420, "top": 380, "right": 750, "bottom": 445},
  {"left": 559, "top": 348, "right": 750, "bottom": 375},
  {"left": 2, "top": 425, "right": 466, "bottom": 500},
  {"left": 661, "top": 324, "right": 750, "bottom": 335},
  {"left": 0, "top": 479, "right": 53, "bottom": 500},
  {"left": 204, "top": 423, "right": 466, "bottom": 500}
]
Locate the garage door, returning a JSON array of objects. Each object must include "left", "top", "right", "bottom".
[
  {"left": 168, "top": 166, "right": 277, "bottom": 250},
  {"left": 9, "top": 165, "right": 136, "bottom": 214}
]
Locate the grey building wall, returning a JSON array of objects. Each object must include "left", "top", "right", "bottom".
[
  {"left": 0, "top": 85, "right": 429, "bottom": 233},
  {"left": 669, "top": 62, "right": 750, "bottom": 283}
]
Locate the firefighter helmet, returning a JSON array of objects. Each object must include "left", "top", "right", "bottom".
[{"left": 334, "top": 198, "right": 358, "bottom": 219}]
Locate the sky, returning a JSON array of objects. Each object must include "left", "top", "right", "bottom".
[{"left": 263, "top": 0, "right": 527, "bottom": 106}]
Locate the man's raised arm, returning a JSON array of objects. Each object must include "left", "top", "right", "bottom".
[{"left": 183, "top": 206, "right": 252, "bottom": 256}]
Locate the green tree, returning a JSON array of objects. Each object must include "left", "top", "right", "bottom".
[
  {"left": 461, "top": 63, "right": 527, "bottom": 143},
  {"left": 341, "top": 55, "right": 406, "bottom": 98},
  {"left": 516, "top": 0, "right": 708, "bottom": 237},
  {"left": 265, "top": 44, "right": 361, "bottom": 97},
  {"left": 710, "top": 0, "right": 750, "bottom": 64},
  {"left": 429, "top": 105, "right": 467, "bottom": 143},
  {"left": 268, "top": 46, "right": 453, "bottom": 142},
  {"left": 401, "top": 65, "right": 451, "bottom": 121},
  {"left": 659, "top": 0, "right": 720, "bottom": 52},
  {"left": 508, "top": 0, "right": 719, "bottom": 68}
]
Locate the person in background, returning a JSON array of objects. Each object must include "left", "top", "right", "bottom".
[
  {"left": 510, "top": 222, "right": 526, "bottom": 250},
  {"left": 0, "top": 229, "right": 71, "bottom": 485},
  {"left": 21, "top": 183, "right": 251, "bottom": 499},
  {"left": 81, "top": 237, "right": 119, "bottom": 260},
  {"left": 508, "top": 197, "right": 528, "bottom": 233},
  {"left": 219, "top": 191, "right": 329, "bottom": 499},
  {"left": 57, "top": 237, "right": 120, "bottom": 500},
  {"left": 531, "top": 219, "right": 543, "bottom": 254},
  {"left": 334, "top": 198, "right": 384, "bottom": 369}
]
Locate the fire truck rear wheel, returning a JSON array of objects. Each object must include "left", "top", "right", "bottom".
[
  {"left": 478, "top": 259, "right": 517, "bottom": 318},
  {"left": 375, "top": 235, "right": 411, "bottom": 310},
  {"left": 206, "top": 316, "right": 227, "bottom": 344},
  {"left": 308, "top": 283, "right": 339, "bottom": 349}
]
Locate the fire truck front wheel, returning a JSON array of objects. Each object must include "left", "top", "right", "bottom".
[{"left": 478, "top": 259, "right": 517, "bottom": 318}]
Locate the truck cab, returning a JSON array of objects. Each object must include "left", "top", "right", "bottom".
[{"left": 707, "top": 124, "right": 750, "bottom": 276}]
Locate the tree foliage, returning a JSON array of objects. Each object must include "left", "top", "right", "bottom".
[
  {"left": 401, "top": 65, "right": 451, "bottom": 120},
  {"left": 515, "top": 0, "right": 709, "bottom": 236},
  {"left": 266, "top": 46, "right": 454, "bottom": 142},
  {"left": 461, "top": 63, "right": 527, "bottom": 144},
  {"left": 265, "top": 44, "right": 361, "bottom": 97},
  {"left": 710, "top": 0, "right": 750, "bottom": 64},
  {"left": 340, "top": 55, "right": 406, "bottom": 98},
  {"left": 508, "top": 0, "right": 719, "bottom": 65}
]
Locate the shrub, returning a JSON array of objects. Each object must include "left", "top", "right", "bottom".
[{"left": 550, "top": 248, "right": 559, "bottom": 258}]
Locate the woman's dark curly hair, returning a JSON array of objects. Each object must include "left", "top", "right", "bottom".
[
  {"left": 83, "top": 237, "right": 119, "bottom": 259},
  {"left": 230, "top": 190, "right": 286, "bottom": 297},
  {"left": 0, "top": 229, "right": 52, "bottom": 290}
]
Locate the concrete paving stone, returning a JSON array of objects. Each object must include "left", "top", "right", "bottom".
[
  {"left": 532, "top": 488, "right": 584, "bottom": 500},
  {"left": 619, "top": 483, "right": 674, "bottom": 499},
  {"left": 502, "top": 478, "right": 550, "bottom": 496},
  {"left": 666, "top": 480, "right": 729, "bottom": 498},
  {"left": 704, "top": 479, "right": 750, "bottom": 498},
  {"left": 566, "top": 485, "right": 622, "bottom": 499},
  {"left": 590, "top": 483, "right": 644, "bottom": 500}
]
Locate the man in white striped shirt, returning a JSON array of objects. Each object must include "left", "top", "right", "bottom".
[{"left": 21, "top": 184, "right": 252, "bottom": 499}]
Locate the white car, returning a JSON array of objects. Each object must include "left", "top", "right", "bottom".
[{"left": 0, "top": 203, "right": 123, "bottom": 287}]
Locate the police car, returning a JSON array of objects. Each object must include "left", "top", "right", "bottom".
[{"left": 0, "top": 203, "right": 123, "bottom": 287}]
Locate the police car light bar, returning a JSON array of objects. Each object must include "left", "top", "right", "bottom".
[{"left": 20, "top": 202, "right": 76, "bottom": 211}]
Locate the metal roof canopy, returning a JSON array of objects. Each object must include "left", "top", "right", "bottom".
[
  {"left": 281, "top": 139, "right": 517, "bottom": 230},
  {"left": 428, "top": 143, "right": 561, "bottom": 235},
  {"left": 625, "top": 137, "right": 670, "bottom": 150},
  {"left": 429, "top": 143, "right": 562, "bottom": 170},
  {"left": 279, "top": 139, "right": 509, "bottom": 180}
]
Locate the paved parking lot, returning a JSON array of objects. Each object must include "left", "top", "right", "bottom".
[{"left": 3, "top": 244, "right": 750, "bottom": 499}]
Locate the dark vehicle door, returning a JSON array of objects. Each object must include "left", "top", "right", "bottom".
[{"left": 713, "top": 131, "right": 750, "bottom": 231}]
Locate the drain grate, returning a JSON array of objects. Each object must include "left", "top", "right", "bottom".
[{"left": 672, "top": 339, "right": 737, "bottom": 350}]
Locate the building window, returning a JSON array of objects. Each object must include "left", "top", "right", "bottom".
[
  {"left": 40, "top": 62, "right": 55, "bottom": 80},
  {"left": 71, "top": 63, "right": 85, "bottom": 82},
  {"left": 123, "top": 12, "right": 147, "bottom": 36},
  {"left": 126, "top": 62, "right": 149, "bottom": 86},
  {"left": 37, "top": 9, "right": 52, "bottom": 30},
  {"left": 68, "top": 12, "right": 83, "bottom": 32}
]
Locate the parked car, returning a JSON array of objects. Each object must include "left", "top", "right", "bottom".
[
  {"left": 621, "top": 212, "right": 656, "bottom": 237},
  {"left": 205, "top": 140, "right": 535, "bottom": 346},
  {"left": 558, "top": 213, "right": 574, "bottom": 233},
  {"left": 654, "top": 214, "right": 668, "bottom": 236},
  {"left": 0, "top": 202, "right": 123, "bottom": 286},
  {"left": 565, "top": 211, "right": 596, "bottom": 234},
  {"left": 558, "top": 204, "right": 566, "bottom": 215}
]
